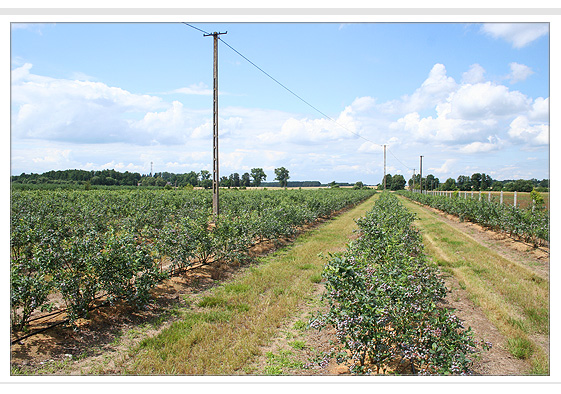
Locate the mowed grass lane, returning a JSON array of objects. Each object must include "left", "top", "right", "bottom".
[
  {"left": 119, "top": 194, "right": 379, "bottom": 375},
  {"left": 398, "top": 195, "right": 549, "bottom": 375}
]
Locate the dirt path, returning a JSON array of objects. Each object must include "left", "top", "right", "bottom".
[
  {"left": 247, "top": 196, "right": 549, "bottom": 376},
  {"left": 10, "top": 194, "right": 549, "bottom": 377}
]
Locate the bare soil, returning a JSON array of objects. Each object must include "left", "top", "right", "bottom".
[
  {"left": 247, "top": 202, "right": 549, "bottom": 376},
  {"left": 10, "top": 202, "right": 549, "bottom": 376}
]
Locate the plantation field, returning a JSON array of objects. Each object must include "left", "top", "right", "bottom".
[
  {"left": 10, "top": 187, "right": 375, "bottom": 332},
  {"left": 399, "top": 195, "right": 549, "bottom": 375},
  {"left": 10, "top": 189, "right": 550, "bottom": 376}
]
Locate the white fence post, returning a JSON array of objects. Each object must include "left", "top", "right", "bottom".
[
  {"left": 500, "top": 190, "right": 503, "bottom": 204},
  {"left": 514, "top": 191, "right": 517, "bottom": 207}
]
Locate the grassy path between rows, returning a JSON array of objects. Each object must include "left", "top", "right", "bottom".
[
  {"left": 398, "top": 196, "right": 549, "bottom": 375},
  {"left": 118, "top": 194, "right": 379, "bottom": 375}
]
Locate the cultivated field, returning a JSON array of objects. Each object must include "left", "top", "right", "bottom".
[{"left": 10, "top": 188, "right": 549, "bottom": 376}]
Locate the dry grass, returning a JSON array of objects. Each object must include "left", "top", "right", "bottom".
[
  {"left": 399, "top": 196, "right": 549, "bottom": 374},
  {"left": 117, "top": 194, "right": 378, "bottom": 375}
]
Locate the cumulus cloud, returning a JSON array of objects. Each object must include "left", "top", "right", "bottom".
[
  {"left": 429, "top": 159, "right": 457, "bottom": 175},
  {"left": 448, "top": 82, "right": 531, "bottom": 120},
  {"left": 507, "top": 62, "right": 534, "bottom": 84},
  {"left": 387, "top": 62, "right": 547, "bottom": 154},
  {"left": 480, "top": 23, "right": 549, "bottom": 48},
  {"left": 459, "top": 136, "right": 503, "bottom": 154},
  {"left": 382, "top": 64, "right": 457, "bottom": 114},
  {"left": 257, "top": 104, "right": 359, "bottom": 145},
  {"left": 508, "top": 116, "right": 548, "bottom": 146},
  {"left": 12, "top": 63, "right": 168, "bottom": 144},
  {"left": 529, "top": 97, "right": 549, "bottom": 122},
  {"left": 461, "top": 64, "right": 486, "bottom": 84}
]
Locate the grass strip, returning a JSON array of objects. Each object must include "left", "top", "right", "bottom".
[
  {"left": 398, "top": 196, "right": 549, "bottom": 375},
  {"left": 122, "top": 194, "right": 379, "bottom": 375}
]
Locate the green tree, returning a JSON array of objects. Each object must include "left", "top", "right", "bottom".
[
  {"left": 241, "top": 172, "right": 251, "bottom": 187},
  {"left": 457, "top": 175, "right": 471, "bottom": 191},
  {"left": 250, "top": 168, "right": 267, "bottom": 187},
  {"left": 274, "top": 167, "right": 290, "bottom": 188},
  {"left": 470, "top": 173, "right": 482, "bottom": 191},
  {"left": 220, "top": 176, "right": 230, "bottom": 188},
  {"left": 382, "top": 174, "right": 392, "bottom": 190},
  {"left": 440, "top": 177, "right": 456, "bottom": 191},
  {"left": 390, "top": 174, "right": 406, "bottom": 190}
]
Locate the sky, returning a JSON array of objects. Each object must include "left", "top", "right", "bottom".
[{"left": 10, "top": 19, "right": 551, "bottom": 185}]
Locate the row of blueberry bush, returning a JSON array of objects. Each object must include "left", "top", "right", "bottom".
[
  {"left": 396, "top": 190, "right": 548, "bottom": 246},
  {"left": 11, "top": 188, "right": 375, "bottom": 330},
  {"left": 311, "top": 192, "right": 490, "bottom": 375}
]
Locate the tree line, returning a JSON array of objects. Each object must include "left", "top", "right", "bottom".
[
  {"left": 10, "top": 167, "right": 292, "bottom": 189},
  {"left": 381, "top": 172, "right": 549, "bottom": 193}
]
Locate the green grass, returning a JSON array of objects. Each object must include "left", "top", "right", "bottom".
[
  {"left": 117, "top": 194, "right": 379, "bottom": 375},
  {"left": 399, "top": 195, "right": 549, "bottom": 374}
]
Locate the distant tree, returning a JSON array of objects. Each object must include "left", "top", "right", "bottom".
[
  {"left": 241, "top": 172, "right": 251, "bottom": 187},
  {"left": 470, "top": 173, "right": 482, "bottom": 191},
  {"left": 491, "top": 180, "right": 503, "bottom": 190},
  {"left": 390, "top": 174, "right": 406, "bottom": 190},
  {"left": 457, "top": 175, "right": 471, "bottom": 191},
  {"left": 382, "top": 174, "right": 392, "bottom": 190},
  {"left": 220, "top": 176, "right": 230, "bottom": 188},
  {"left": 353, "top": 181, "right": 365, "bottom": 190},
  {"left": 480, "top": 173, "right": 492, "bottom": 191},
  {"left": 425, "top": 174, "right": 439, "bottom": 190},
  {"left": 440, "top": 177, "right": 456, "bottom": 191},
  {"left": 228, "top": 173, "right": 240, "bottom": 187},
  {"left": 504, "top": 179, "right": 534, "bottom": 192},
  {"left": 274, "top": 167, "right": 290, "bottom": 188},
  {"left": 328, "top": 181, "right": 339, "bottom": 188},
  {"left": 141, "top": 176, "right": 156, "bottom": 187},
  {"left": 250, "top": 168, "right": 267, "bottom": 187}
]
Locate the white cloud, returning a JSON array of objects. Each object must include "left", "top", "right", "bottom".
[
  {"left": 480, "top": 23, "right": 549, "bottom": 48},
  {"left": 529, "top": 97, "right": 549, "bottom": 122},
  {"left": 429, "top": 159, "right": 457, "bottom": 175},
  {"left": 459, "top": 136, "right": 503, "bottom": 154},
  {"left": 461, "top": 64, "right": 486, "bottom": 84},
  {"left": 383, "top": 64, "right": 457, "bottom": 114},
  {"left": 257, "top": 105, "right": 359, "bottom": 145},
  {"left": 507, "top": 62, "right": 534, "bottom": 84},
  {"left": 448, "top": 82, "right": 531, "bottom": 120},
  {"left": 508, "top": 116, "right": 548, "bottom": 146},
  {"left": 11, "top": 63, "right": 168, "bottom": 144},
  {"left": 171, "top": 82, "right": 213, "bottom": 96}
]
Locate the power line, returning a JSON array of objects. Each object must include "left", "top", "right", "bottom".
[
  {"left": 182, "top": 23, "right": 419, "bottom": 177},
  {"left": 182, "top": 22, "right": 381, "bottom": 147}
]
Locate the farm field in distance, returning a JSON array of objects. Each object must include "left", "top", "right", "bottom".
[{"left": 10, "top": 187, "right": 549, "bottom": 376}]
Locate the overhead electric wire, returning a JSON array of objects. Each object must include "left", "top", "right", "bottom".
[{"left": 182, "top": 23, "right": 419, "bottom": 173}]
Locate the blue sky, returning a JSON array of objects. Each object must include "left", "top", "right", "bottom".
[{"left": 10, "top": 20, "right": 550, "bottom": 184}]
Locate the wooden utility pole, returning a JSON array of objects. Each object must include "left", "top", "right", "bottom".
[
  {"left": 383, "top": 144, "right": 387, "bottom": 190},
  {"left": 419, "top": 155, "right": 423, "bottom": 194},
  {"left": 204, "top": 30, "right": 227, "bottom": 218}
]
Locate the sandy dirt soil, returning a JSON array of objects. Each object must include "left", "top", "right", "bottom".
[{"left": 10, "top": 202, "right": 549, "bottom": 376}]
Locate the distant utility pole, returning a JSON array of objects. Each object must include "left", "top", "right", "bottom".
[
  {"left": 383, "top": 144, "right": 387, "bottom": 191},
  {"left": 204, "top": 30, "right": 227, "bottom": 218},
  {"left": 419, "top": 155, "right": 424, "bottom": 194},
  {"left": 151, "top": 161, "right": 153, "bottom": 177}
]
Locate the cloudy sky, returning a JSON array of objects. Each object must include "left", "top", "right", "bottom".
[{"left": 10, "top": 18, "right": 550, "bottom": 184}]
